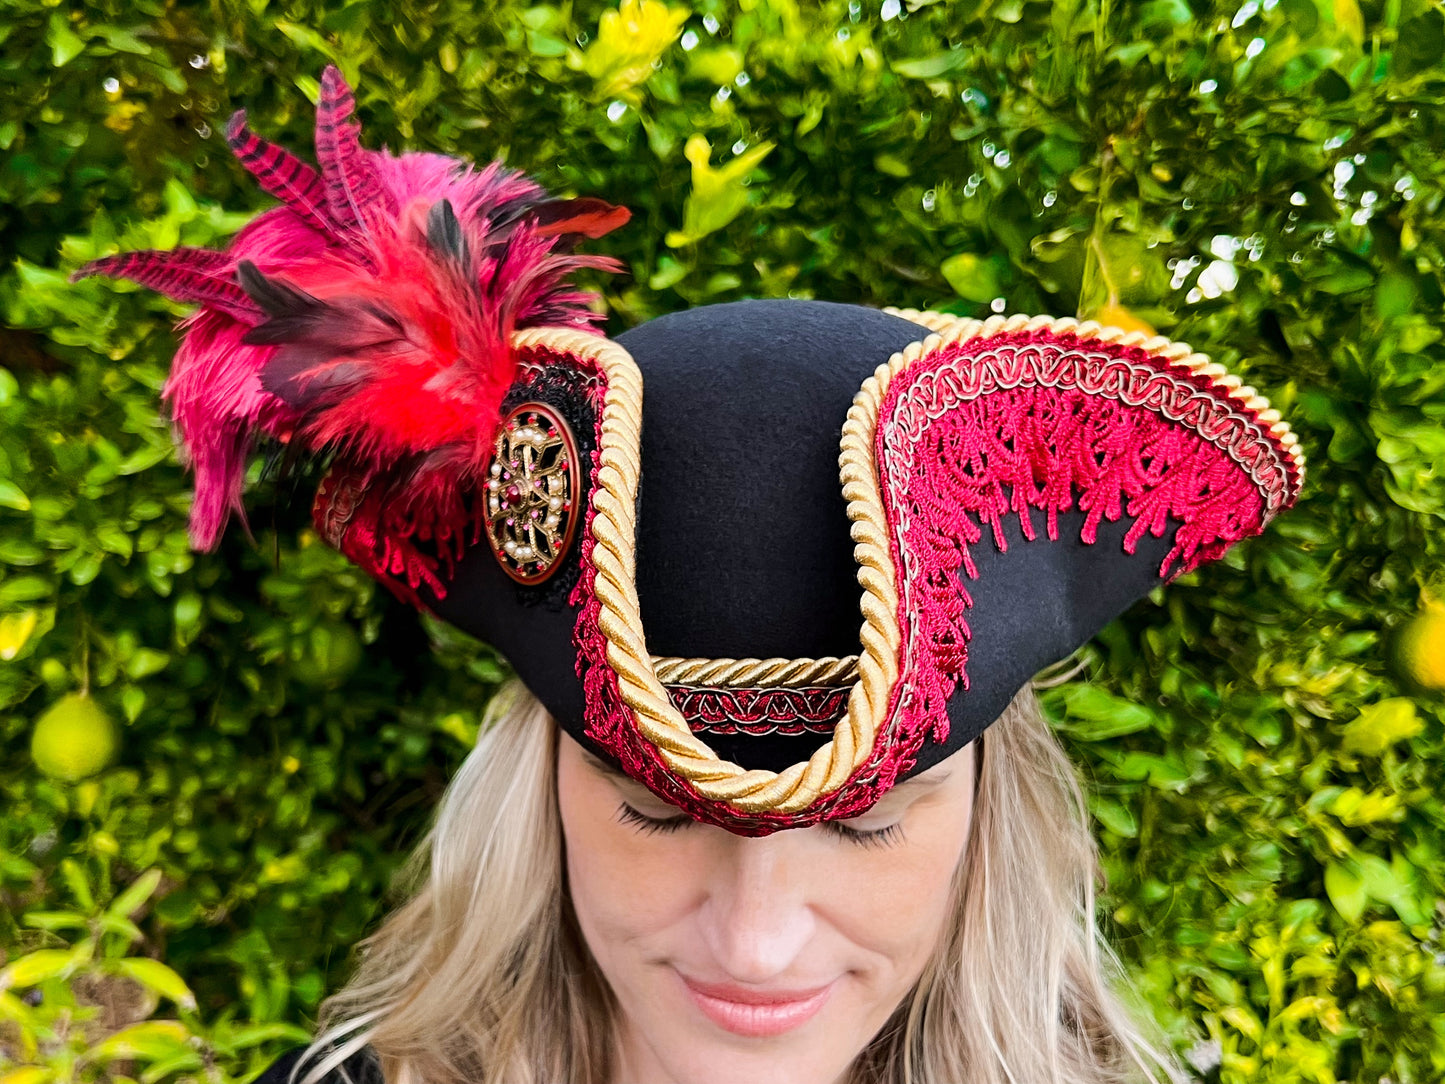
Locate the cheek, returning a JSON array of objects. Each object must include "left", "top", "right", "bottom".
[
  {"left": 556, "top": 761, "right": 701, "bottom": 970},
  {"left": 821, "top": 811, "right": 972, "bottom": 980}
]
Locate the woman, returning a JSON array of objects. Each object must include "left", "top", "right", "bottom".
[
  {"left": 72, "top": 66, "right": 1304, "bottom": 1084},
  {"left": 274, "top": 675, "right": 1176, "bottom": 1084}
]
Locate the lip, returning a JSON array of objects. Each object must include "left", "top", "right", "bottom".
[{"left": 680, "top": 975, "right": 834, "bottom": 1038}]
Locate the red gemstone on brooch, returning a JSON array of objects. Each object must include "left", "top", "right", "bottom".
[{"left": 483, "top": 402, "right": 582, "bottom": 585}]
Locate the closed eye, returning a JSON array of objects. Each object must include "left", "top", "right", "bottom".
[
  {"left": 616, "top": 802, "right": 690, "bottom": 835},
  {"left": 616, "top": 803, "right": 904, "bottom": 848}
]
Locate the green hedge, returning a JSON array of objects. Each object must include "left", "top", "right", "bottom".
[{"left": 2, "top": 0, "right": 1444, "bottom": 1081}]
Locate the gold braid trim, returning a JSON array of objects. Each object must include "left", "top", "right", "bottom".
[
  {"left": 514, "top": 326, "right": 899, "bottom": 815},
  {"left": 515, "top": 310, "right": 1304, "bottom": 818},
  {"left": 884, "top": 307, "right": 979, "bottom": 336},
  {"left": 919, "top": 312, "right": 1306, "bottom": 471},
  {"left": 887, "top": 306, "right": 1306, "bottom": 470},
  {"left": 651, "top": 655, "right": 860, "bottom": 688}
]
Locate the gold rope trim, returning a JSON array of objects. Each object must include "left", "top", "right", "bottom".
[
  {"left": 651, "top": 655, "right": 859, "bottom": 688},
  {"left": 515, "top": 311, "right": 1304, "bottom": 818},
  {"left": 513, "top": 326, "right": 896, "bottom": 815},
  {"left": 884, "top": 307, "right": 978, "bottom": 335}
]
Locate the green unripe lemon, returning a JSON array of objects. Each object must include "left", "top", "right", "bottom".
[
  {"left": 31, "top": 693, "right": 118, "bottom": 782},
  {"left": 1395, "top": 602, "right": 1445, "bottom": 691}
]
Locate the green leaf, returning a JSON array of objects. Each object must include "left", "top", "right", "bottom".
[
  {"left": 0, "top": 577, "right": 49, "bottom": 604},
  {"left": 941, "top": 252, "right": 1004, "bottom": 303},
  {"left": 1375, "top": 270, "right": 1418, "bottom": 319},
  {"left": 217, "top": 1022, "right": 312, "bottom": 1050},
  {"left": 1137, "top": 0, "right": 1193, "bottom": 28},
  {"left": 111, "top": 958, "right": 196, "bottom": 1009},
  {"left": 1088, "top": 794, "right": 1139, "bottom": 838},
  {"left": 1324, "top": 861, "right": 1367, "bottom": 923},
  {"left": 0, "top": 539, "right": 44, "bottom": 565},
  {"left": 892, "top": 52, "right": 967, "bottom": 79},
  {"left": 1282, "top": 0, "right": 1320, "bottom": 36},
  {"left": 92, "top": 24, "right": 152, "bottom": 55},
  {"left": 0, "top": 481, "right": 31, "bottom": 511},
  {"left": 20, "top": 910, "right": 89, "bottom": 932},
  {"left": 275, "top": 20, "right": 338, "bottom": 60},
  {"left": 1056, "top": 683, "right": 1158, "bottom": 740},
  {"left": 96, "top": 913, "right": 144, "bottom": 941},
  {"left": 125, "top": 648, "right": 170, "bottom": 680},
  {"left": 526, "top": 29, "right": 568, "bottom": 57},
  {"left": 121, "top": 685, "right": 146, "bottom": 723},
  {"left": 46, "top": 13, "right": 86, "bottom": 67},
  {"left": 0, "top": 947, "right": 85, "bottom": 989},
  {"left": 95, "top": 524, "right": 134, "bottom": 559},
  {"left": 139, "top": 1051, "right": 205, "bottom": 1084},
  {"left": 108, "top": 868, "right": 163, "bottom": 919},
  {"left": 1314, "top": 265, "right": 1373, "bottom": 294},
  {"left": 116, "top": 443, "right": 171, "bottom": 476},
  {"left": 60, "top": 858, "right": 94, "bottom": 912}
]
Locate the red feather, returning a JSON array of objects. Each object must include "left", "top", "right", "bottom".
[
  {"left": 69, "top": 247, "right": 257, "bottom": 322},
  {"left": 225, "top": 109, "right": 332, "bottom": 238},
  {"left": 530, "top": 198, "right": 633, "bottom": 240},
  {"left": 69, "top": 63, "right": 629, "bottom": 594}
]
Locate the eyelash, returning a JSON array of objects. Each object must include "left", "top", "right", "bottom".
[{"left": 616, "top": 803, "right": 904, "bottom": 848}]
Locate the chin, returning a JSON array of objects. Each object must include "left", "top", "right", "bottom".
[
  {"left": 630, "top": 982, "right": 868, "bottom": 1084},
  {"left": 647, "top": 1042, "right": 854, "bottom": 1084}
]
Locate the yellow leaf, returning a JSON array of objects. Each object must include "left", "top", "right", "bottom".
[
  {"left": 1334, "top": 0, "right": 1365, "bottom": 45},
  {"left": 689, "top": 134, "right": 775, "bottom": 192},
  {"left": 113, "top": 957, "right": 196, "bottom": 1010},
  {"left": 91, "top": 1021, "right": 192, "bottom": 1062},
  {"left": 1220, "top": 1004, "right": 1263, "bottom": 1044},
  {"left": 1278, "top": 995, "right": 1334, "bottom": 1023},
  {"left": 666, "top": 135, "right": 775, "bottom": 246},
  {"left": 1341, "top": 697, "right": 1422, "bottom": 756},
  {"left": 688, "top": 46, "right": 743, "bottom": 85},
  {"left": 0, "top": 948, "right": 84, "bottom": 990},
  {"left": 583, "top": 0, "right": 690, "bottom": 97},
  {"left": 0, "top": 610, "right": 38, "bottom": 660},
  {"left": 0, "top": 1067, "right": 53, "bottom": 1084}
]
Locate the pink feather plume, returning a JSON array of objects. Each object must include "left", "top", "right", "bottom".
[{"left": 70, "top": 65, "right": 628, "bottom": 595}]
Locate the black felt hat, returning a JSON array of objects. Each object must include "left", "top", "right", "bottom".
[
  {"left": 71, "top": 66, "right": 1306, "bottom": 834},
  {"left": 421, "top": 300, "right": 1303, "bottom": 833}
]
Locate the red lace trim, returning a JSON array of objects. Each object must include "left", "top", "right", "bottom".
[
  {"left": 567, "top": 363, "right": 836, "bottom": 834},
  {"left": 666, "top": 686, "right": 847, "bottom": 736},
  {"left": 855, "top": 328, "right": 1296, "bottom": 811},
  {"left": 574, "top": 326, "right": 1297, "bottom": 834},
  {"left": 312, "top": 468, "right": 458, "bottom": 606}
]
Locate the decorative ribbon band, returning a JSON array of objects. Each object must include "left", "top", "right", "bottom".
[{"left": 666, "top": 684, "right": 850, "bottom": 736}]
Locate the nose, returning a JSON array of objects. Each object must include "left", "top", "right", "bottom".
[{"left": 697, "top": 832, "right": 818, "bottom": 984}]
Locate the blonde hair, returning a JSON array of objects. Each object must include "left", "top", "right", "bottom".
[{"left": 301, "top": 679, "right": 1180, "bottom": 1084}]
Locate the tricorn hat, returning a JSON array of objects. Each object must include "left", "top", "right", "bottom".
[{"left": 72, "top": 66, "right": 1306, "bottom": 834}]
